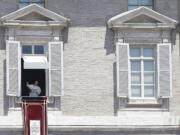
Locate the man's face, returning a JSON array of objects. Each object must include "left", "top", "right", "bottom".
[{"left": 34, "top": 81, "right": 39, "bottom": 85}]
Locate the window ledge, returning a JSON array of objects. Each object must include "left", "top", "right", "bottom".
[{"left": 126, "top": 98, "right": 162, "bottom": 106}]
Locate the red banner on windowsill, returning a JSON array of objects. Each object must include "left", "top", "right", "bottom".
[{"left": 22, "top": 97, "right": 48, "bottom": 135}]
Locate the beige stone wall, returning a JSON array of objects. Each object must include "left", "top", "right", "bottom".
[
  {"left": 62, "top": 27, "right": 115, "bottom": 116},
  {"left": 170, "top": 33, "right": 180, "bottom": 116}
]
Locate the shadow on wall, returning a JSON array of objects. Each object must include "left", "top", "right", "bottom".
[
  {"left": 3, "top": 60, "right": 9, "bottom": 116},
  {"left": 113, "top": 62, "right": 119, "bottom": 115},
  {"left": 171, "top": 29, "right": 177, "bottom": 45},
  {"left": 62, "top": 27, "right": 69, "bottom": 44},
  {"left": 104, "top": 26, "right": 115, "bottom": 55},
  {"left": 0, "top": 28, "right": 5, "bottom": 50},
  {"left": 105, "top": 15, "right": 119, "bottom": 115}
]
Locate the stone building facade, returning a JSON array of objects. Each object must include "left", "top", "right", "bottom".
[{"left": 0, "top": 0, "right": 180, "bottom": 135}]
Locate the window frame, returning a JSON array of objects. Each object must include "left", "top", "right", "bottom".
[
  {"left": 19, "top": 0, "right": 45, "bottom": 8},
  {"left": 128, "top": 0, "right": 154, "bottom": 10},
  {"left": 34, "top": 45, "right": 45, "bottom": 54},
  {"left": 21, "top": 45, "right": 45, "bottom": 56},
  {"left": 129, "top": 45, "right": 156, "bottom": 99}
]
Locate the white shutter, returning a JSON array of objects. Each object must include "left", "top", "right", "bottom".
[
  {"left": 116, "top": 42, "right": 129, "bottom": 97},
  {"left": 6, "top": 40, "right": 21, "bottom": 96},
  {"left": 157, "top": 43, "right": 172, "bottom": 98},
  {"left": 48, "top": 42, "right": 64, "bottom": 96}
]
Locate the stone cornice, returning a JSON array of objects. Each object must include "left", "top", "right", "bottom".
[
  {"left": 0, "top": 4, "right": 70, "bottom": 28},
  {"left": 108, "top": 6, "right": 177, "bottom": 30}
]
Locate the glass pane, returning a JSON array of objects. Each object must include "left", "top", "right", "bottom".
[
  {"left": 31, "top": 0, "right": 44, "bottom": 2},
  {"left": 131, "top": 86, "right": 141, "bottom": 97},
  {"left": 128, "top": 6, "right": 139, "bottom": 10},
  {"left": 130, "top": 48, "right": 141, "bottom": 57},
  {"left": 143, "top": 48, "right": 154, "bottom": 57},
  {"left": 20, "top": 0, "right": 29, "bottom": 2},
  {"left": 37, "top": 3, "right": 45, "bottom": 7},
  {"left": 22, "top": 45, "right": 32, "bottom": 54},
  {"left": 34, "top": 45, "right": 44, "bottom": 54},
  {"left": 131, "top": 61, "right": 141, "bottom": 71},
  {"left": 144, "top": 61, "right": 154, "bottom": 71},
  {"left": 141, "top": 0, "right": 152, "bottom": 5},
  {"left": 144, "top": 73, "right": 154, "bottom": 84},
  {"left": 144, "top": 86, "right": 154, "bottom": 97},
  {"left": 145, "top": 6, "right": 152, "bottom": 9},
  {"left": 19, "top": 3, "right": 29, "bottom": 8},
  {"left": 128, "top": 0, "right": 138, "bottom": 5},
  {"left": 131, "top": 73, "right": 141, "bottom": 84}
]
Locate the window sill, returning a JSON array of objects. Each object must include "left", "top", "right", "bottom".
[{"left": 126, "top": 98, "right": 162, "bottom": 106}]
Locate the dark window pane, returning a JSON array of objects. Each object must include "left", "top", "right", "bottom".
[
  {"left": 130, "top": 48, "right": 141, "bottom": 57},
  {"left": 128, "top": 6, "right": 139, "bottom": 10},
  {"left": 144, "top": 61, "right": 154, "bottom": 71},
  {"left": 19, "top": 0, "right": 44, "bottom": 8},
  {"left": 145, "top": 6, "right": 153, "bottom": 9},
  {"left": 34, "top": 45, "right": 44, "bottom": 54},
  {"left": 19, "top": 3, "right": 29, "bottom": 8},
  {"left": 128, "top": 0, "right": 152, "bottom": 10},
  {"left": 128, "top": 0, "right": 138, "bottom": 5},
  {"left": 143, "top": 48, "right": 154, "bottom": 57},
  {"left": 35, "top": 2, "right": 44, "bottom": 7},
  {"left": 31, "top": 0, "right": 44, "bottom": 2},
  {"left": 22, "top": 46, "right": 32, "bottom": 54},
  {"left": 131, "top": 61, "right": 141, "bottom": 71},
  {"left": 141, "top": 0, "right": 152, "bottom": 5},
  {"left": 20, "top": 0, "right": 29, "bottom": 2}
]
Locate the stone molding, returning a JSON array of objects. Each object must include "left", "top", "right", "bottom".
[
  {"left": 0, "top": 4, "right": 70, "bottom": 27},
  {"left": 108, "top": 6, "right": 177, "bottom": 29}
]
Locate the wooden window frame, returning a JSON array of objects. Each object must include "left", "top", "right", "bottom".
[{"left": 129, "top": 45, "right": 156, "bottom": 99}]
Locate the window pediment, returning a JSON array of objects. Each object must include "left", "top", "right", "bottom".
[
  {"left": 17, "top": 12, "right": 53, "bottom": 21},
  {"left": 125, "top": 14, "right": 160, "bottom": 23},
  {"left": 0, "top": 4, "right": 70, "bottom": 27},
  {"left": 108, "top": 6, "right": 177, "bottom": 29}
]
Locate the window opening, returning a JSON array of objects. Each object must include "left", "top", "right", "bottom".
[{"left": 130, "top": 46, "right": 155, "bottom": 98}]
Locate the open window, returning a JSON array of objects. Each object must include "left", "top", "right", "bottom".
[
  {"left": 21, "top": 69, "right": 46, "bottom": 96},
  {"left": 6, "top": 41, "right": 64, "bottom": 98},
  {"left": 21, "top": 44, "right": 49, "bottom": 97},
  {"left": 2, "top": 4, "right": 68, "bottom": 108}
]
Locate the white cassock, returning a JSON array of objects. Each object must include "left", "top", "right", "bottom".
[{"left": 26, "top": 84, "right": 41, "bottom": 97}]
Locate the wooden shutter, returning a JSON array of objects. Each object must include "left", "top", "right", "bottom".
[
  {"left": 116, "top": 43, "right": 129, "bottom": 97},
  {"left": 48, "top": 42, "right": 64, "bottom": 96},
  {"left": 157, "top": 43, "right": 172, "bottom": 98},
  {"left": 6, "top": 40, "right": 21, "bottom": 96}
]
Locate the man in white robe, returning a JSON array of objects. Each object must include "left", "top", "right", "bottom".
[{"left": 26, "top": 81, "right": 41, "bottom": 97}]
